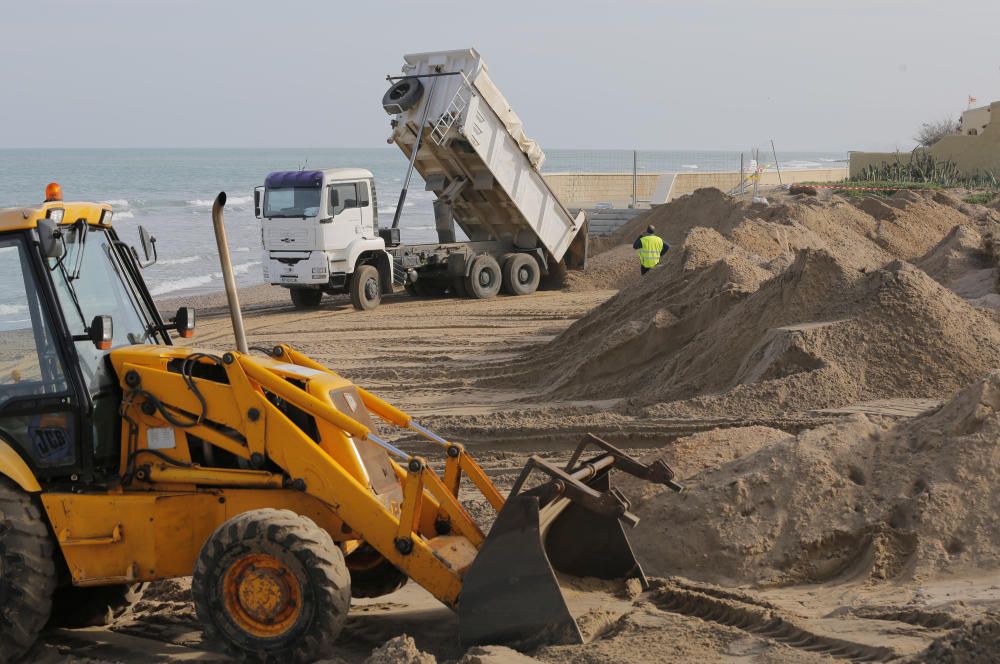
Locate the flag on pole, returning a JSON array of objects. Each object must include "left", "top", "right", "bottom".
[{"left": 968, "top": 95, "right": 978, "bottom": 107}]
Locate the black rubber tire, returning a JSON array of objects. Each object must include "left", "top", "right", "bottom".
[
  {"left": 382, "top": 78, "right": 425, "bottom": 114},
  {"left": 48, "top": 583, "right": 146, "bottom": 628},
  {"left": 289, "top": 288, "right": 322, "bottom": 309},
  {"left": 350, "top": 265, "right": 381, "bottom": 311},
  {"left": 0, "top": 477, "right": 56, "bottom": 663},
  {"left": 403, "top": 281, "right": 418, "bottom": 297},
  {"left": 192, "top": 509, "right": 351, "bottom": 664},
  {"left": 345, "top": 545, "right": 407, "bottom": 599},
  {"left": 464, "top": 255, "right": 502, "bottom": 300},
  {"left": 501, "top": 253, "right": 541, "bottom": 296}
]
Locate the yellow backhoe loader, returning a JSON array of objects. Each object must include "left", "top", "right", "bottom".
[{"left": 0, "top": 187, "right": 682, "bottom": 663}]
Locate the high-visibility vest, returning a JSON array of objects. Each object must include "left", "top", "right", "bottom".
[{"left": 638, "top": 234, "right": 664, "bottom": 268}]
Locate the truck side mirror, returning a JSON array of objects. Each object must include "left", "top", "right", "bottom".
[
  {"left": 37, "top": 218, "right": 66, "bottom": 259},
  {"left": 329, "top": 188, "right": 340, "bottom": 215},
  {"left": 139, "top": 226, "right": 156, "bottom": 261},
  {"left": 89, "top": 315, "right": 113, "bottom": 350},
  {"left": 254, "top": 187, "right": 263, "bottom": 219},
  {"left": 132, "top": 226, "right": 158, "bottom": 268},
  {"left": 175, "top": 307, "right": 196, "bottom": 339}
]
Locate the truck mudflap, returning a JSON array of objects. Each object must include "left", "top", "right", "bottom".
[
  {"left": 563, "top": 213, "right": 589, "bottom": 271},
  {"left": 458, "top": 434, "right": 683, "bottom": 650}
]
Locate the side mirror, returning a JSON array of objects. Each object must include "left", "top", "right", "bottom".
[
  {"left": 89, "top": 315, "right": 113, "bottom": 350},
  {"left": 132, "top": 226, "right": 157, "bottom": 268},
  {"left": 175, "top": 307, "right": 196, "bottom": 339},
  {"left": 37, "top": 218, "right": 66, "bottom": 259},
  {"left": 254, "top": 187, "right": 263, "bottom": 219}
]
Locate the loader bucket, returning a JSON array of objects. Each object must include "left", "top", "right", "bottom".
[{"left": 458, "top": 435, "right": 683, "bottom": 650}]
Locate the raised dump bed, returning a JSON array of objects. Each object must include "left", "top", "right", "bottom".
[{"left": 385, "top": 48, "right": 587, "bottom": 270}]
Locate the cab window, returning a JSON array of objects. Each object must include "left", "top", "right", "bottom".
[
  {"left": 0, "top": 240, "right": 69, "bottom": 407},
  {"left": 48, "top": 225, "right": 156, "bottom": 391},
  {"left": 329, "top": 183, "right": 361, "bottom": 216}
]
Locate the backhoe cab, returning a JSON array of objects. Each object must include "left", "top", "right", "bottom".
[{"left": 0, "top": 187, "right": 681, "bottom": 663}]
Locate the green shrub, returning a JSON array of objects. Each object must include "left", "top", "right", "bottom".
[
  {"left": 964, "top": 192, "right": 998, "bottom": 205},
  {"left": 853, "top": 150, "right": 999, "bottom": 190}
]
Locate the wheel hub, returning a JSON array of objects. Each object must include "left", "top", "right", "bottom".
[
  {"left": 518, "top": 266, "right": 531, "bottom": 284},
  {"left": 479, "top": 270, "right": 493, "bottom": 287},
  {"left": 364, "top": 278, "right": 379, "bottom": 300},
  {"left": 224, "top": 554, "right": 302, "bottom": 637}
]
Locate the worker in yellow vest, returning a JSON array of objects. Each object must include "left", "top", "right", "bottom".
[{"left": 633, "top": 224, "right": 669, "bottom": 275}]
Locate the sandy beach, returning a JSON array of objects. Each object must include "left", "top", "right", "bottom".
[{"left": 25, "top": 185, "right": 1000, "bottom": 663}]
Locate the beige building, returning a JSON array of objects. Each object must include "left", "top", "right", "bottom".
[
  {"left": 960, "top": 104, "right": 992, "bottom": 136},
  {"left": 850, "top": 101, "right": 1000, "bottom": 177}
]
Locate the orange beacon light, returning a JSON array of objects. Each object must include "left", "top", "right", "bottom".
[{"left": 45, "top": 182, "right": 63, "bottom": 202}]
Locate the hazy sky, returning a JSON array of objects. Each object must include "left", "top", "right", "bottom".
[{"left": 1, "top": 0, "right": 997, "bottom": 151}]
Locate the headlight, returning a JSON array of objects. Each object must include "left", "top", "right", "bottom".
[
  {"left": 46, "top": 208, "right": 64, "bottom": 223},
  {"left": 100, "top": 209, "right": 113, "bottom": 225}
]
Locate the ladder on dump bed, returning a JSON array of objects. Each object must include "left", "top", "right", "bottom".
[{"left": 430, "top": 76, "right": 472, "bottom": 146}]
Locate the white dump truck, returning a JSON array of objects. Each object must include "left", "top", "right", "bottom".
[{"left": 255, "top": 48, "right": 587, "bottom": 310}]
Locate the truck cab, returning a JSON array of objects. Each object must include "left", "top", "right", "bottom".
[{"left": 255, "top": 169, "right": 393, "bottom": 310}]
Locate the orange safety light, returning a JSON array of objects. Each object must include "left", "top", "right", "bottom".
[{"left": 45, "top": 182, "right": 63, "bottom": 202}]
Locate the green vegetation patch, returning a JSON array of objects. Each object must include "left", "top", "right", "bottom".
[{"left": 963, "top": 192, "right": 998, "bottom": 206}]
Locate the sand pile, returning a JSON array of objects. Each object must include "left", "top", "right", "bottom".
[
  {"left": 564, "top": 244, "right": 642, "bottom": 292},
  {"left": 508, "top": 244, "right": 1000, "bottom": 420},
  {"left": 607, "top": 188, "right": 767, "bottom": 247},
  {"left": 574, "top": 187, "right": 975, "bottom": 301},
  {"left": 917, "top": 224, "right": 1000, "bottom": 311},
  {"left": 912, "top": 617, "right": 1000, "bottom": 663},
  {"left": 626, "top": 371, "right": 1000, "bottom": 585},
  {"left": 608, "top": 187, "right": 968, "bottom": 263},
  {"left": 364, "top": 635, "right": 436, "bottom": 664},
  {"left": 482, "top": 186, "right": 1000, "bottom": 420}
]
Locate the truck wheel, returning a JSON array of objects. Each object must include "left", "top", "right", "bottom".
[
  {"left": 192, "top": 509, "right": 351, "bottom": 664},
  {"left": 345, "top": 545, "right": 407, "bottom": 599},
  {"left": 502, "top": 254, "right": 541, "bottom": 296},
  {"left": 290, "top": 288, "right": 322, "bottom": 309},
  {"left": 382, "top": 78, "right": 424, "bottom": 114},
  {"left": 464, "top": 255, "right": 502, "bottom": 300},
  {"left": 0, "top": 477, "right": 57, "bottom": 663},
  {"left": 49, "top": 583, "right": 147, "bottom": 628},
  {"left": 351, "top": 265, "right": 381, "bottom": 311}
]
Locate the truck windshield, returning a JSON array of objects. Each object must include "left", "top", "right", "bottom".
[
  {"left": 264, "top": 187, "right": 321, "bottom": 218},
  {"left": 48, "top": 224, "right": 161, "bottom": 390}
]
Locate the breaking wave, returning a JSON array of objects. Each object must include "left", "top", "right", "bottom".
[{"left": 149, "top": 261, "right": 262, "bottom": 297}]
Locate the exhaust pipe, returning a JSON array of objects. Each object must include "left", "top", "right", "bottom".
[{"left": 211, "top": 192, "right": 249, "bottom": 354}]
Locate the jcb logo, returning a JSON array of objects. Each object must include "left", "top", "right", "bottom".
[
  {"left": 28, "top": 413, "right": 74, "bottom": 465},
  {"left": 29, "top": 427, "right": 69, "bottom": 461}
]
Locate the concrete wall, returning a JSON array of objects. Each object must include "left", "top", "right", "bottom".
[
  {"left": 851, "top": 101, "right": 1000, "bottom": 178},
  {"left": 848, "top": 152, "right": 904, "bottom": 177},
  {"left": 542, "top": 173, "right": 661, "bottom": 209},
  {"left": 543, "top": 168, "right": 849, "bottom": 209},
  {"left": 669, "top": 169, "right": 847, "bottom": 200}
]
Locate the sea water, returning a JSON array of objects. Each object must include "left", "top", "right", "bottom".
[{"left": 0, "top": 147, "right": 845, "bottom": 314}]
